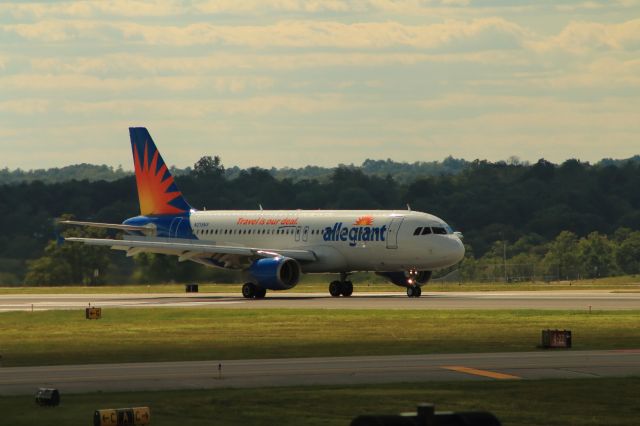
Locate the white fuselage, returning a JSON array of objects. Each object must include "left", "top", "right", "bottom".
[{"left": 187, "top": 210, "right": 465, "bottom": 273}]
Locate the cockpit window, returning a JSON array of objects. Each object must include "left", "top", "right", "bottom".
[
  {"left": 413, "top": 227, "right": 423, "bottom": 236},
  {"left": 432, "top": 227, "right": 447, "bottom": 235},
  {"left": 421, "top": 227, "right": 432, "bottom": 235}
]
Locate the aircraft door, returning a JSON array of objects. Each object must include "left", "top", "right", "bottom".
[
  {"left": 295, "top": 226, "right": 301, "bottom": 242},
  {"left": 302, "top": 226, "right": 309, "bottom": 242},
  {"left": 386, "top": 217, "right": 405, "bottom": 249}
]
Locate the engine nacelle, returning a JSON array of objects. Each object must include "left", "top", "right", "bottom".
[
  {"left": 249, "top": 257, "right": 301, "bottom": 290},
  {"left": 377, "top": 270, "right": 432, "bottom": 287}
]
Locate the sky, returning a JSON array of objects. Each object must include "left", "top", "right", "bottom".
[{"left": 1, "top": 0, "right": 639, "bottom": 170}]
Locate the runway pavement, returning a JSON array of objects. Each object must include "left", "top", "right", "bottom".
[
  {"left": 2, "top": 350, "right": 639, "bottom": 395},
  {"left": 1, "top": 290, "right": 640, "bottom": 311}
]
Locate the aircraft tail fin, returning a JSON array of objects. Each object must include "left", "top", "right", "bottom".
[{"left": 129, "top": 127, "right": 192, "bottom": 216}]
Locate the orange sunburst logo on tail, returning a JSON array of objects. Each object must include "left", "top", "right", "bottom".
[
  {"left": 354, "top": 215, "right": 374, "bottom": 226},
  {"left": 133, "top": 141, "right": 187, "bottom": 216}
]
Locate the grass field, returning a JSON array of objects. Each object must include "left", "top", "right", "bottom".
[
  {"left": 1, "top": 274, "right": 639, "bottom": 294},
  {"left": 2, "top": 378, "right": 639, "bottom": 426},
  {"left": 1, "top": 308, "right": 639, "bottom": 367}
]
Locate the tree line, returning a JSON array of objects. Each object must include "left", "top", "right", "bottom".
[
  {"left": 5, "top": 155, "right": 638, "bottom": 186},
  {"left": 1, "top": 156, "right": 639, "bottom": 285},
  {"left": 459, "top": 229, "right": 640, "bottom": 282}
]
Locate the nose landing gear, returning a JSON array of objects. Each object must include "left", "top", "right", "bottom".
[
  {"left": 329, "top": 273, "right": 353, "bottom": 297},
  {"left": 406, "top": 285, "right": 422, "bottom": 298},
  {"left": 405, "top": 269, "right": 424, "bottom": 298}
]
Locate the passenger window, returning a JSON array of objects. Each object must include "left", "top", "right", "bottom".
[
  {"left": 413, "top": 227, "right": 422, "bottom": 236},
  {"left": 422, "top": 227, "right": 432, "bottom": 235}
]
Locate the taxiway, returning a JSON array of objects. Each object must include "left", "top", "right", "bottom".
[{"left": 2, "top": 350, "right": 639, "bottom": 395}]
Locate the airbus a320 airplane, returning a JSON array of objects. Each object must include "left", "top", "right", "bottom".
[{"left": 64, "top": 128, "right": 465, "bottom": 298}]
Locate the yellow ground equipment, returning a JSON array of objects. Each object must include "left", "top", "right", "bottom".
[{"left": 93, "top": 407, "right": 150, "bottom": 426}]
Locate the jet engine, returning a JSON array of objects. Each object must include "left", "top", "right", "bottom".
[
  {"left": 249, "top": 257, "right": 301, "bottom": 290},
  {"left": 377, "top": 270, "right": 432, "bottom": 287}
]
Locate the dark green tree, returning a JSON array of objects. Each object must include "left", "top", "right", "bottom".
[
  {"left": 193, "top": 155, "right": 224, "bottom": 178},
  {"left": 543, "top": 231, "right": 580, "bottom": 280},
  {"left": 615, "top": 230, "right": 640, "bottom": 274},
  {"left": 577, "top": 232, "right": 616, "bottom": 278},
  {"left": 24, "top": 217, "right": 111, "bottom": 285}
]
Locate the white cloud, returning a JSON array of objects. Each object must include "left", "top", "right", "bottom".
[
  {"left": 123, "top": 18, "right": 528, "bottom": 49},
  {"left": 57, "top": 95, "right": 349, "bottom": 118},
  {"left": 0, "top": 0, "right": 499, "bottom": 20},
  {"left": 1, "top": 74, "right": 274, "bottom": 94},
  {"left": 1, "top": 1, "right": 639, "bottom": 169},
  {"left": 5, "top": 20, "right": 108, "bottom": 42},
  {"left": 0, "top": 1, "right": 183, "bottom": 19},
  {"left": 529, "top": 57, "right": 640, "bottom": 89},
  {"left": 0, "top": 99, "right": 50, "bottom": 115},
  {"left": 24, "top": 50, "right": 525, "bottom": 77},
  {"left": 3, "top": 18, "right": 528, "bottom": 49},
  {"left": 530, "top": 18, "right": 640, "bottom": 54}
]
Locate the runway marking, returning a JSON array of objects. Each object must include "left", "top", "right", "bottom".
[{"left": 441, "top": 365, "right": 521, "bottom": 380}]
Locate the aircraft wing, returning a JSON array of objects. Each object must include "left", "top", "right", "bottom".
[{"left": 65, "top": 237, "right": 317, "bottom": 267}]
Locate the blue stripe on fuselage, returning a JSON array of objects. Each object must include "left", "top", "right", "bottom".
[{"left": 123, "top": 214, "right": 196, "bottom": 239}]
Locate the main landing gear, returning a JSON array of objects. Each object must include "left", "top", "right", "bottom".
[
  {"left": 329, "top": 273, "right": 353, "bottom": 297},
  {"left": 242, "top": 282, "right": 267, "bottom": 299},
  {"left": 406, "top": 285, "right": 422, "bottom": 298}
]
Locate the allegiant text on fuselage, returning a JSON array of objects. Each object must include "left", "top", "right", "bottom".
[{"left": 323, "top": 222, "right": 387, "bottom": 247}]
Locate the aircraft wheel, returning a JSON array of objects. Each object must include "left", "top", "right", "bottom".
[
  {"left": 406, "top": 286, "right": 415, "bottom": 298},
  {"left": 329, "top": 281, "right": 342, "bottom": 297},
  {"left": 341, "top": 281, "right": 353, "bottom": 297},
  {"left": 254, "top": 286, "right": 267, "bottom": 298},
  {"left": 414, "top": 286, "right": 422, "bottom": 297},
  {"left": 242, "top": 283, "right": 257, "bottom": 299}
]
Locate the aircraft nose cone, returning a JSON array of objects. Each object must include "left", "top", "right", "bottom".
[{"left": 448, "top": 236, "right": 465, "bottom": 263}]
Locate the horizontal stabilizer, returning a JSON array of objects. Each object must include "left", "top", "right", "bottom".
[{"left": 59, "top": 220, "right": 155, "bottom": 234}]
